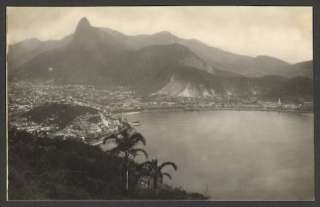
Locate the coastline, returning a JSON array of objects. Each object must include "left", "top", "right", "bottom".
[{"left": 116, "top": 107, "right": 313, "bottom": 116}]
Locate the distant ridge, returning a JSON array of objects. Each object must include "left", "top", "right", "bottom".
[{"left": 7, "top": 17, "right": 313, "bottom": 98}]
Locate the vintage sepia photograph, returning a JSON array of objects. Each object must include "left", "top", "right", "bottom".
[{"left": 6, "top": 6, "right": 314, "bottom": 200}]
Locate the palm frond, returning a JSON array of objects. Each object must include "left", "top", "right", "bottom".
[
  {"left": 161, "top": 172, "right": 172, "bottom": 180},
  {"left": 129, "top": 148, "right": 148, "bottom": 159},
  {"left": 130, "top": 132, "right": 146, "bottom": 146},
  {"left": 102, "top": 134, "right": 118, "bottom": 144},
  {"left": 159, "top": 161, "right": 178, "bottom": 171}
]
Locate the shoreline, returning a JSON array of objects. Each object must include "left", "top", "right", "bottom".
[{"left": 115, "top": 107, "right": 313, "bottom": 116}]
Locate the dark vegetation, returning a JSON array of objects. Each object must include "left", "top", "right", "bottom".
[
  {"left": 8, "top": 127, "right": 208, "bottom": 200},
  {"left": 22, "top": 103, "right": 98, "bottom": 129}
]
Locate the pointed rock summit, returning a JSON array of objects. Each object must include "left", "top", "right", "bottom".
[
  {"left": 73, "top": 17, "right": 99, "bottom": 46},
  {"left": 78, "top": 17, "right": 91, "bottom": 27},
  {"left": 75, "top": 17, "right": 92, "bottom": 33}
]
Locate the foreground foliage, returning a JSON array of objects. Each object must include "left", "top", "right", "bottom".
[{"left": 8, "top": 128, "right": 208, "bottom": 200}]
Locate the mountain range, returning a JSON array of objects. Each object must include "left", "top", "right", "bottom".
[{"left": 7, "top": 17, "right": 313, "bottom": 98}]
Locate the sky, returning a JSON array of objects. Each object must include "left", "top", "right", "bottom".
[{"left": 7, "top": 6, "right": 312, "bottom": 63}]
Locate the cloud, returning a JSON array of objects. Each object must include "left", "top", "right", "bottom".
[{"left": 7, "top": 6, "right": 312, "bottom": 63}]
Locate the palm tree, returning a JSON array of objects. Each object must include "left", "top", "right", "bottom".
[
  {"left": 102, "top": 123, "right": 148, "bottom": 193},
  {"left": 140, "top": 159, "right": 177, "bottom": 191}
]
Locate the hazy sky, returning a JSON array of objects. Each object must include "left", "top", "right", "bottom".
[{"left": 7, "top": 6, "right": 312, "bottom": 63}]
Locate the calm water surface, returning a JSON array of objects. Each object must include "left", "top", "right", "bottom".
[{"left": 126, "top": 111, "right": 314, "bottom": 200}]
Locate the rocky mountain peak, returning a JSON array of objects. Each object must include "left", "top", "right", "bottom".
[
  {"left": 76, "top": 17, "right": 91, "bottom": 29},
  {"left": 74, "top": 17, "right": 94, "bottom": 37},
  {"left": 72, "top": 17, "right": 101, "bottom": 48}
]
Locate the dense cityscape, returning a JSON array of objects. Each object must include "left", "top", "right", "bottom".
[
  {"left": 8, "top": 81, "right": 313, "bottom": 143},
  {"left": 9, "top": 81, "right": 313, "bottom": 117}
]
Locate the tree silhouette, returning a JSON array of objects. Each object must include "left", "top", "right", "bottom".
[
  {"left": 102, "top": 123, "right": 148, "bottom": 193},
  {"left": 140, "top": 159, "right": 177, "bottom": 191}
]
